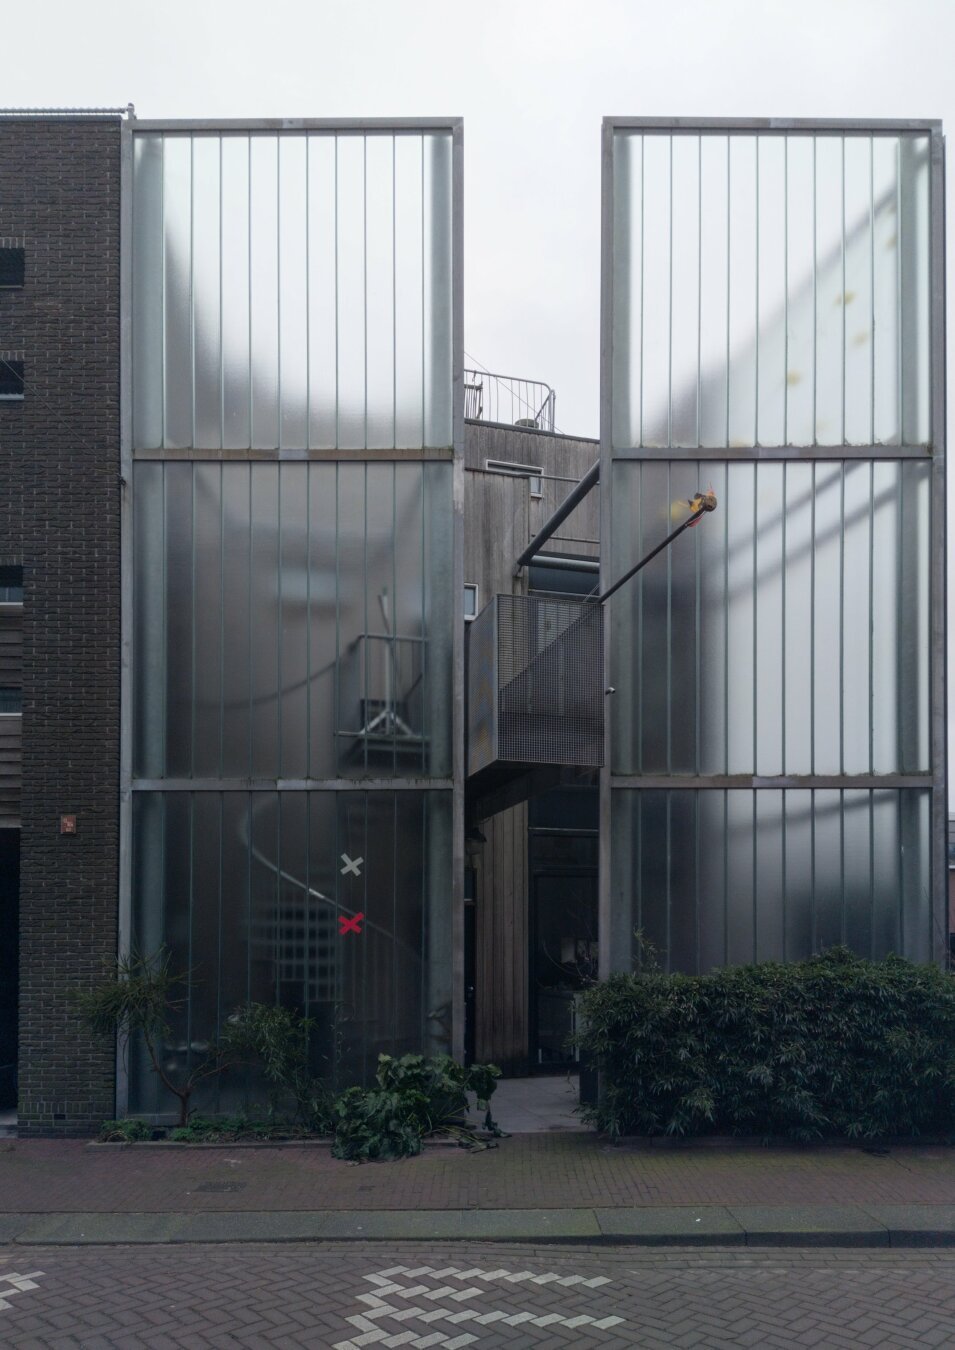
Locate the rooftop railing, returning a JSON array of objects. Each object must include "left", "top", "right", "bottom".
[{"left": 464, "top": 368, "right": 556, "bottom": 431}]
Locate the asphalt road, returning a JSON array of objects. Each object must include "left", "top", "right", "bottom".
[{"left": 2, "top": 1241, "right": 954, "bottom": 1348}]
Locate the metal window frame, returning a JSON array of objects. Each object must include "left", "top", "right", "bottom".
[
  {"left": 117, "top": 116, "right": 465, "bottom": 1114},
  {"left": 484, "top": 458, "right": 544, "bottom": 496},
  {"left": 598, "top": 116, "right": 947, "bottom": 978}
]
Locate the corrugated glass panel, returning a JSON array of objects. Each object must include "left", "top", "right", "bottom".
[
  {"left": 609, "top": 458, "right": 931, "bottom": 777},
  {"left": 128, "top": 789, "right": 452, "bottom": 1112},
  {"left": 611, "top": 130, "right": 933, "bottom": 449},
  {"left": 612, "top": 788, "right": 932, "bottom": 972},
  {"left": 132, "top": 461, "right": 453, "bottom": 780},
  {"left": 131, "top": 129, "right": 454, "bottom": 451}
]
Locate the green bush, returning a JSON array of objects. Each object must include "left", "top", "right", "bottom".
[
  {"left": 98, "top": 1118, "right": 153, "bottom": 1143},
  {"left": 220, "top": 1003, "right": 334, "bottom": 1132},
  {"left": 578, "top": 948, "right": 955, "bottom": 1141}
]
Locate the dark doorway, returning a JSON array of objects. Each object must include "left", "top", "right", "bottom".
[
  {"left": 530, "top": 853, "right": 597, "bottom": 1071},
  {"left": 0, "top": 830, "right": 19, "bottom": 1110}
]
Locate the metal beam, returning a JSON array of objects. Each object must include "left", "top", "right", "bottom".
[{"left": 515, "top": 459, "right": 599, "bottom": 570}]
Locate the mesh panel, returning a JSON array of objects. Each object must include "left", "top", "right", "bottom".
[{"left": 498, "top": 597, "right": 604, "bottom": 765}]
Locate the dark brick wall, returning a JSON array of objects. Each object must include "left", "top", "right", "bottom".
[{"left": 0, "top": 118, "right": 122, "bottom": 1135}]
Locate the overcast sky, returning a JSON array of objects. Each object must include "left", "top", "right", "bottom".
[
  {"left": 7, "top": 0, "right": 955, "bottom": 759},
  {"left": 8, "top": 0, "right": 953, "bottom": 438}
]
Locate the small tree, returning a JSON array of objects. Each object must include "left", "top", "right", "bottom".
[{"left": 76, "top": 948, "right": 232, "bottom": 1128}]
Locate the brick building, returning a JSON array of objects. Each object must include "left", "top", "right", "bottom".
[{"left": 0, "top": 111, "right": 946, "bottom": 1135}]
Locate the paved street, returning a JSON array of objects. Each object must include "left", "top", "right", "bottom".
[{"left": 2, "top": 1242, "right": 954, "bottom": 1349}]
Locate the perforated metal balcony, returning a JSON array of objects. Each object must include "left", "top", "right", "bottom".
[{"left": 467, "top": 594, "right": 603, "bottom": 814}]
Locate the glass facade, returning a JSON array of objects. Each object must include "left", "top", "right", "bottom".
[
  {"left": 127, "top": 124, "right": 459, "bottom": 1112},
  {"left": 603, "top": 122, "right": 943, "bottom": 973},
  {"left": 132, "top": 131, "right": 453, "bottom": 452}
]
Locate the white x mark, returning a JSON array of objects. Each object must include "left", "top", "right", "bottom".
[{"left": 341, "top": 853, "right": 364, "bottom": 877}]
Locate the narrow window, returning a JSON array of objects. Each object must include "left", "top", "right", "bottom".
[
  {"left": 0, "top": 688, "right": 22, "bottom": 714},
  {"left": 0, "top": 566, "right": 23, "bottom": 603},
  {"left": 0, "top": 360, "right": 24, "bottom": 400},
  {"left": 0, "top": 248, "right": 25, "bottom": 288},
  {"left": 464, "top": 583, "right": 479, "bottom": 621}
]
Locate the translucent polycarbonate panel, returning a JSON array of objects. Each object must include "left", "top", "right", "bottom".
[
  {"left": 609, "top": 459, "right": 931, "bottom": 776},
  {"left": 131, "top": 129, "right": 454, "bottom": 451},
  {"left": 611, "top": 131, "right": 933, "bottom": 449},
  {"left": 128, "top": 789, "right": 452, "bottom": 1113},
  {"left": 132, "top": 460, "right": 453, "bottom": 780},
  {"left": 610, "top": 788, "right": 932, "bottom": 973}
]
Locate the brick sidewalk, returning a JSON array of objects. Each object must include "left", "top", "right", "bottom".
[{"left": 1, "top": 1135, "right": 953, "bottom": 1214}]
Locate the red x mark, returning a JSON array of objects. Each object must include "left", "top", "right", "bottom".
[{"left": 339, "top": 912, "right": 364, "bottom": 936}]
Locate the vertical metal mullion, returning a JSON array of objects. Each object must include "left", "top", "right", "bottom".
[
  {"left": 665, "top": 460, "right": 672, "bottom": 773},
  {"left": 391, "top": 463, "right": 397, "bottom": 777},
  {"left": 896, "top": 137, "right": 903, "bottom": 443},
  {"left": 247, "top": 465, "right": 253, "bottom": 777},
  {"left": 160, "top": 135, "right": 166, "bottom": 450},
  {"left": 665, "top": 791, "right": 672, "bottom": 972},
  {"left": 694, "top": 790, "right": 701, "bottom": 973},
  {"left": 305, "top": 135, "right": 311, "bottom": 448},
  {"left": 334, "top": 466, "right": 341, "bottom": 780},
  {"left": 694, "top": 458, "right": 701, "bottom": 776},
  {"left": 424, "top": 138, "right": 426, "bottom": 453},
  {"left": 783, "top": 137, "right": 789, "bottom": 447},
  {"left": 840, "top": 787, "right": 846, "bottom": 945},
  {"left": 277, "top": 137, "right": 283, "bottom": 450},
  {"left": 810, "top": 462, "right": 816, "bottom": 775},
  {"left": 781, "top": 464, "right": 787, "bottom": 775},
  {"left": 781, "top": 789, "right": 788, "bottom": 962},
  {"left": 868, "top": 462, "right": 874, "bottom": 775},
  {"left": 666, "top": 134, "right": 673, "bottom": 448},
  {"left": 751, "top": 790, "right": 758, "bottom": 962},
  {"left": 305, "top": 464, "right": 311, "bottom": 779},
  {"left": 362, "top": 464, "right": 369, "bottom": 772},
  {"left": 189, "top": 136, "right": 196, "bottom": 450},
  {"left": 219, "top": 136, "right": 224, "bottom": 452},
  {"left": 639, "top": 135, "right": 645, "bottom": 448},
  {"left": 754, "top": 135, "right": 760, "bottom": 447},
  {"left": 215, "top": 792, "right": 223, "bottom": 1113},
  {"left": 809, "top": 787, "right": 816, "bottom": 952},
  {"left": 839, "top": 463, "right": 845, "bottom": 775},
  {"left": 696, "top": 135, "right": 702, "bottom": 450},
  {"left": 392, "top": 136, "right": 397, "bottom": 447},
  {"left": 274, "top": 793, "right": 282, "bottom": 1007},
  {"left": 840, "top": 136, "right": 846, "bottom": 446},
  {"left": 247, "top": 136, "right": 253, "bottom": 449},
  {"left": 420, "top": 462, "right": 427, "bottom": 773},
  {"left": 216, "top": 467, "right": 222, "bottom": 777},
  {"left": 363, "top": 135, "right": 368, "bottom": 451},
  {"left": 722, "top": 789, "right": 729, "bottom": 966},
  {"left": 636, "top": 466, "right": 644, "bottom": 772},
  {"left": 869, "top": 137, "right": 876, "bottom": 446},
  {"left": 868, "top": 789, "right": 875, "bottom": 959},
  {"left": 752, "top": 462, "right": 758, "bottom": 770},
  {"left": 812, "top": 136, "right": 818, "bottom": 447},
  {"left": 303, "top": 793, "right": 310, "bottom": 1024},
  {"left": 186, "top": 792, "right": 195, "bottom": 1078},
  {"left": 723, "top": 462, "right": 729, "bottom": 774},
  {"left": 334, "top": 136, "right": 340, "bottom": 448},
  {"left": 277, "top": 467, "right": 283, "bottom": 777},
  {"left": 161, "top": 466, "right": 168, "bottom": 778},
  {"left": 724, "top": 135, "right": 731, "bottom": 448},
  {"left": 391, "top": 794, "right": 398, "bottom": 1051},
  {"left": 190, "top": 468, "right": 197, "bottom": 779}
]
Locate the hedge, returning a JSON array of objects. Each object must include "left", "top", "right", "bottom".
[{"left": 577, "top": 948, "right": 955, "bottom": 1141}]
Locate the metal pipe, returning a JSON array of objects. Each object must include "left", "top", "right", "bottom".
[
  {"left": 598, "top": 490, "right": 718, "bottom": 605},
  {"left": 514, "top": 459, "right": 600, "bottom": 569}
]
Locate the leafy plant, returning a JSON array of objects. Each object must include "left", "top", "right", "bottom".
[
  {"left": 331, "top": 1053, "right": 502, "bottom": 1161},
  {"left": 98, "top": 1117, "right": 153, "bottom": 1143},
  {"left": 75, "top": 948, "right": 235, "bottom": 1128},
  {"left": 220, "top": 1003, "right": 333, "bottom": 1132},
  {"left": 578, "top": 948, "right": 955, "bottom": 1142}
]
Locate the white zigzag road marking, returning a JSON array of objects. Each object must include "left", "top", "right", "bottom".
[
  {"left": 333, "top": 1265, "right": 625, "bottom": 1349},
  {"left": 0, "top": 1272, "right": 45, "bottom": 1313}
]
